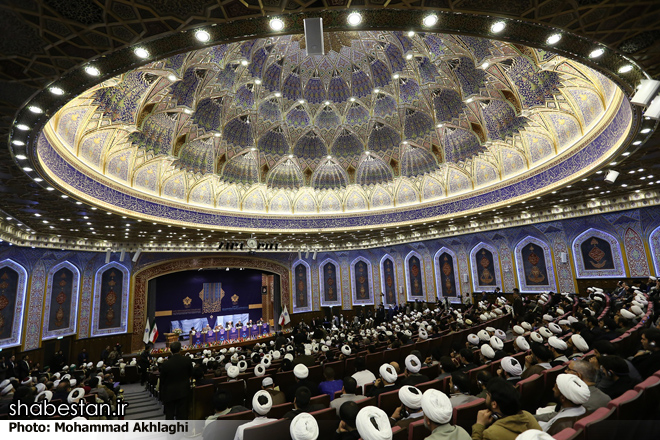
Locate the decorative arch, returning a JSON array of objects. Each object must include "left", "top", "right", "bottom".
[
  {"left": 514, "top": 236, "right": 557, "bottom": 293},
  {"left": 292, "top": 260, "right": 312, "bottom": 313},
  {"left": 350, "top": 256, "right": 374, "bottom": 305},
  {"left": 319, "top": 258, "right": 342, "bottom": 307},
  {"left": 43, "top": 261, "right": 81, "bottom": 340},
  {"left": 91, "top": 262, "right": 131, "bottom": 337},
  {"left": 0, "top": 259, "right": 28, "bottom": 349},
  {"left": 469, "top": 243, "right": 502, "bottom": 292},
  {"left": 572, "top": 228, "right": 626, "bottom": 278},
  {"left": 648, "top": 226, "right": 660, "bottom": 276},
  {"left": 433, "top": 247, "right": 461, "bottom": 299},
  {"left": 404, "top": 250, "right": 425, "bottom": 301},
  {"left": 380, "top": 254, "right": 398, "bottom": 305},
  {"left": 131, "top": 256, "right": 290, "bottom": 352}
]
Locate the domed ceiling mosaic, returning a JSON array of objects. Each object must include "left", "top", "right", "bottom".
[{"left": 38, "top": 31, "right": 631, "bottom": 231}]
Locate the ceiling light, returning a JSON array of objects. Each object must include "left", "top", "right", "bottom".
[
  {"left": 34, "top": 178, "right": 42, "bottom": 182},
  {"left": 22, "top": 167, "right": 32, "bottom": 172},
  {"left": 641, "top": 128, "right": 651, "bottom": 134},
  {"left": 621, "top": 184, "right": 628, "bottom": 187},
  {"left": 373, "top": 88, "right": 379, "bottom": 93},
  {"left": 327, "top": 155, "right": 332, "bottom": 159},
  {"left": 254, "top": 79, "right": 262, "bottom": 84},
  {"left": 11, "top": 140, "right": 24, "bottom": 146},
  {"left": 213, "top": 132, "right": 221, "bottom": 137},
  {"left": 167, "top": 74, "right": 177, "bottom": 81},
  {"left": 134, "top": 47, "right": 149, "bottom": 58},
  {"left": 481, "top": 62, "right": 489, "bottom": 69},
  {"left": 638, "top": 168, "right": 644, "bottom": 172},
  {"left": 623, "top": 152, "right": 630, "bottom": 156},
  {"left": 195, "top": 30, "right": 211, "bottom": 42},
  {"left": 347, "top": 12, "right": 362, "bottom": 26},
  {"left": 269, "top": 18, "right": 284, "bottom": 31},
  {"left": 633, "top": 140, "right": 642, "bottom": 145},
  {"left": 407, "top": 31, "right": 415, "bottom": 37},
  {"left": 85, "top": 66, "right": 100, "bottom": 76},
  {"left": 589, "top": 48, "right": 605, "bottom": 58},
  {"left": 274, "top": 92, "right": 281, "bottom": 97},
  {"left": 546, "top": 33, "right": 562, "bottom": 45},
  {"left": 349, "top": 97, "right": 356, "bottom": 102},
  {"left": 618, "top": 65, "right": 633, "bottom": 73},
  {"left": 610, "top": 162, "right": 617, "bottom": 166},
  {"left": 405, "top": 53, "right": 413, "bottom": 60},
  {"left": 15, "top": 154, "right": 27, "bottom": 160},
  {"left": 49, "top": 86, "right": 64, "bottom": 95},
  {"left": 183, "top": 108, "right": 192, "bottom": 114},
  {"left": 28, "top": 106, "right": 42, "bottom": 114},
  {"left": 241, "top": 59, "right": 249, "bottom": 66},
  {"left": 298, "top": 99, "right": 305, "bottom": 104},
  {"left": 61, "top": 195, "right": 68, "bottom": 198},
  {"left": 491, "top": 21, "right": 506, "bottom": 33},
  {"left": 392, "top": 73, "right": 400, "bottom": 79},
  {"left": 423, "top": 14, "right": 438, "bottom": 27},
  {"left": 16, "top": 124, "right": 29, "bottom": 131},
  {"left": 436, "top": 123, "right": 443, "bottom": 128}
]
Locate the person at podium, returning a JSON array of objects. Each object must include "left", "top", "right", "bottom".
[
  {"left": 203, "top": 324, "right": 212, "bottom": 332},
  {"left": 236, "top": 320, "right": 243, "bottom": 328},
  {"left": 225, "top": 321, "right": 233, "bottom": 331},
  {"left": 189, "top": 327, "right": 197, "bottom": 340}
]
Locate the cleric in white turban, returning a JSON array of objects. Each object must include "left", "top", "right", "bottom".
[
  {"left": 421, "top": 389, "right": 471, "bottom": 439},
  {"left": 537, "top": 374, "right": 590, "bottom": 434},
  {"left": 290, "top": 412, "right": 319, "bottom": 440},
  {"left": 356, "top": 406, "right": 392, "bottom": 440},
  {"left": 233, "top": 390, "right": 276, "bottom": 440}
]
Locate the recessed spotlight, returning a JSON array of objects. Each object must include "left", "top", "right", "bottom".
[
  {"left": 28, "top": 106, "right": 42, "bottom": 114},
  {"left": 392, "top": 73, "right": 400, "bottom": 79},
  {"left": 270, "top": 18, "right": 285, "bottom": 31},
  {"left": 621, "top": 184, "right": 628, "bottom": 187},
  {"left": 481, "top": 62, "right": 490, "bottom": 69},
  {"left": 22, "top": 167, "right": 33, "bottom": 172},
  {"left": 436, "top": 123, "right": 443, "bottom": 128},
  {"left": 274, "top": 92, "right": 282, "bottom": 97},
  {"left": 618, "top": 65, "right": 633, "bottom": 73},
  {"left": 213, "top": 132, "right": 221, "bottom": 137},
  {"left": 641, "top": 128, "right": 651, "bottom": 134},
  {"left": 491, "top": 21, "right": 506, "bottom": 33},
  {"left": 347, "top": 12, "right": 362, "bottom": 26},
  {"left": 327, "top": 155, "right": 332, "bottom": 159},
  {"left": 241, "top": 59, "right": 249, "bottom": 66},
  {"left": 546, "top": 33, "right": 562, "bottom": 45},
  {"left": 298, "top": 99, "right": 305, "bottom": 104},
  {"left": 324, "top": 100, "right": 330, "bottom": 105},
  {"left": 610, "top": 162, "right": 617, "bottom": 166},
  {"left": 373, "top": 88, "right": 379, "bottom": 93},
  {"left": 46, "top": 187, "right": 54, "bottom": 191},
  {"left": 405, "top": 53, "right": 413, "bottom": 60},
  {"left": 195, "top": 30, "right": 211, "bottom": 42},
  {"left": 16, "top": 124, "right": 29, "bottom": 131},
  {"left": 167, "top": 74, "right": 177, "bottom": 82},
  {"left": 15, "top": 154, "right": 27, "bottom": 160},
  {"left": 134, "top": 47, "right": 149, "bottom": 58},
  {"left": 11, "top": 140, "right": 24, "bottom": 146},
  {"left": 34, "top": 178, "right": 42, "bottom": 182},
  {"left": 349, "top": 97, "right": 356, "bottom": 102},
  {"left": 49, "top": 87, "right": 64, "bottom": 95},
  {"left": 423, "top": 14, "right": 438, "bottom": 27},
  {"left": 407, "top": 31, "right": 415, "bottom": 37},
  {"left": 183, "top": 108, "right": 192, "bottom": 114},
  {"left": 466, "top": 97, "right": 474, "bottom": 103},
  {"left": 589, "top": 48, "right": 605, "bottom": 58},
  {"left": 622, "top": 152, "right": 630, "bottom": 156},
  {"left": 254, "top": 79, "right": 262, "bottom": 84},
  {"left": 633, "top": 140, "right": 642, "bottom": 145},
  {"left": 84, "top": 66, "right": 100, "bottom": 76}
]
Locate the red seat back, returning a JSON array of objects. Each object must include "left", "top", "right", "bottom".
[
  {"left": 573, "top": 407, "right": 617, "bottom": 440},
  {"left": 452, "top": 398, "right": 486, "bottom": 435},
  {"left": 407, "top": 419, "right": 427, "bottom": 440},
  {"left": 243, "top": 418, "right": 291, "bottom": 440},
  {"left": 378, "top": 388, "right": 401, "bottom": 416},
  {"left": 516, "top": 373, "right": 544, "bottom": 413},
  {"left": 607, "top": 389, "right": 642, "bottom": 420},
  {"left": 552, "top": 428, "right": 583, "bottom": 440}
]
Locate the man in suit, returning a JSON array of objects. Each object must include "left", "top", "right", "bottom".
[
  {"left": 159, "top": 341, "right": 193, "bottom": 420},
  {"left": 16, "top": 355, "right": 30, "bottom": 380}
]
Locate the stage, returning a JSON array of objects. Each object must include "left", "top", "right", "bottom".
[{"left": 148, "top": 331, "right": 283, "bottom": 356}]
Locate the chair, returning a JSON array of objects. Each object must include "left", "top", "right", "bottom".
[
  {"left": 268, "top": 402, "right": 294, "bottom": 419},
  {"left": 552, "top": 428, "right": 583, "bottom": 440},
  {"left": 416, "top": 379, "right": 439, "bottom": 393},
  {"left": 452, "top": 398, "right": 486, "bottom": 435},
  {"left": 391, "top": 426, "right": 407, "bottom": 440},
  {"left": 407, "top": 419, "right": 428, "bottom": 440},
  {"left": 541, "top": 365, "right": 566, "bottom": 406},
  {"left": 243, "top": 418, "right": 291, "bottom": 440},
  {"left": 516, "top": 373, "right": 544, "bottom": 413},
  {"left": 308, "top": 407, "right": 340, "bottom": 421},
  {"left": 573, "top": 407, "right": 617, "bottom": 440},
  {"left": 468, "top": 364, "right": 491, "bottom": 395},
  {"left": 378, "top": 388, "right": 401, "bottom": 416},
  {"left": 216, "top": 380, "right": 247, "bottom": 407},
  {"left": 354, "top": 397, "right": 376, "bottom": 410},
  {"left": 310, "top": 393, "right": 330, "bottom": 408},
  {"left": 189, "top": 384, "right": 215, "bottom": 420},
  {"left": 634, "top": 375, "right": 660, "bottom": 420},
  {"left": 246, "top": 376, "right": 264, "bottom": 404},
  {"left": 217, "top": 409, "right": 255, "bottom": 421},
  {"left": 383, "top": 348, "right": 401, "bottom": 364},
  {"left": 366, "top": 352, "right": 384, "bottom": 375},
  {"left": 325, "top": 360, "right": 345, "bottom": 379},
  {"left": 607, "top": 389, "right": 643, "bottom": 420}
]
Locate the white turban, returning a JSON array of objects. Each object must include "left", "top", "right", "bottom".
[
  {"left": 1, "top": 384, "right": 13, "bottom": 396},
  {"left": 543, "top": 314, "right": 553, "bottom": 322},
  {"left": 501, "top": 356, "right": 523, "bottom": 377},
  {"left": 252, "top": 390, "right": 273, "bottom": 415},
  {"left": 539, "top": 327, "right": 553, "bottom": 339},
  {"left": 421, "top": 389, "right": 453, "bottom": 424},
  {"left": 356, "top": 406, "right": 392, "bottom": 440},
  {"left": 516, "top": 336, "right": 530, "bottom": 351},
  {"left": 0, "top": 380, "right": 8, "bottom": 389},
  {"left": 36, "top": 390, "right": 53, "bottom": 402},
  {"left": 620, "top": 309, "right": 636, "bottom": 320},
  {"left": 379, "top": 364, "right": 398, "bottom": 383},
  {"left": 290, "top": 412, "right": 319, "bottom": 440},
  {"left": 157, "top": 357, "right": 164, "bottom": 363},
  {"left": 481, "top": 344, "right": 495, "bottom": 359},
  {"left": 238, "top": 360, "right": 248, "bottom": 372},
  {"left": 261, "top": 356, "right": 272, "bottom": 368},
  {"left": 419, "top": 329, "right": 428, "bottom": 340},
  {"left": 521, "top": 322, "right": 532, "bottom": 331},
  {"left": 284, "top": 353, "right": 294, "bottom": 362},
  {"left": 398, "top": 385, "right": 423, "bottom": 409},
  {"left": 548, "top": 336, "right": 568, "bottom": 351},
  {"left": 478, "top": 330, "right": 490, "bottom": 341},
  {"left": 480, "top": 314, "right": 488, "bottom": 322},
  {"left": 342, "top": 345, "right": 352, "bottom": 356},
  {"left": 21, "top": 377, "right": 32, "bottom": 385},
  {"left": 67, "top": 388, "right": 85, "bottom": 404},
  {"left": 486, "top": 327, "right": 495, "bottom": 333},
  {"left": 467, "top": 334, "right": 480, "bottom": 345},
  {"left": 631, "top": 305, "right": 643, "bottom": 316},
  {"left": 294, "top": 364, "right": 309, "bottom": 379},
  {"left": 530, "top": 331, "right": 543, "bottom": 343},
  {"left": 548, "top": 323, "right": 562, "bottom": 334},
  {"left": 513, "top": 325, "right": 525, "bottom": 335},
  {"left": 490, "top": 336, "right": 504, "bottom": 351},
  {"left": 35, "top": 383, "right": 46, "bottom": 393},
  {"left": 558, "top": 320, "right": 569, "bottom": 326},
  {"left": 304, "top": 349, "right": 312, "bottom": 356},
  {"left": 52, "top": 373, "right": 60, "bottom": 379},
  {"left": 254, "top": 364, "right": 266, "bottom": 377},
  {"left": 567, "top": 316, "right": 579, "bottom": 324},
  {"left": 405, "top": 354, "right": 421, "bottom": 373},
  {"left": 227, "top": 365, "right": 239, "bottom": 379},
  {"left": 495, "top": 329, "right": 507, "bottom": 340},
  {"left": 571, "top": 334, "right": 589, "bottom": 353},
  {"left": 556, "top": 374, "right": 590, "bottom": 405},
  {"left": 273, "top": 350, "right": 281, "bottom": 360},
  {"left": 321, "top": 345, "right": 329, "bottom": 352},
  {"left": 69, "top": 379, "right": 77, "bottom": 387},
  {"left": 514, "top": 429, "right": 555, "bottom": 440},
  {"left": 96, "top": 361, "right": 104, "bottom": 369}
]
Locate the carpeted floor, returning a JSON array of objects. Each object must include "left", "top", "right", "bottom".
[{"left": 122, "top": 383, "right": 165, "bottom": 420}]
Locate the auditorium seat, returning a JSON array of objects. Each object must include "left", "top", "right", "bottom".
[
  {"left": 416, "top": 340, "right": 430, "bottom": 358},
  {"left": 541, "top": 365, "right": 566, "bottom": 406},
  {"left": 217, "top": 409, "right": 255, "bottom": 421},
  {"left": 383, "top": 348, "right": 400, "bottom": 364},
  {"left": 377, "top": 388, "right": 401, "bottom": 416},
  {"left": 365, "top": 352, "right": 384, "bottom": 374},
  {"left": 308, "top": 407, "right": 340, "bottom": 421},
  {"left": 407, "top": 419, "right": 428, "bottom": 440},
  {"left": 243, "top": 417, "right": 291, "bottom": 440},
  {"left": 416, "top": 379, "right": 440, "bottom": 393},
  {"left": 345, "top": 357, "right": 356, "bottom": 375},
  {"left": 275, "top": 371, "right": 296, "bottom": 392},
  {"left": 217, "top": 380, "right": 247, "bottom": 407},
  {"left": 452, "top": 397, "right": 486, "bottom": 435},
  {"left": 607, "top": 389, "right": 643, "bottom": 420},
  {"left": 418, "top": 365, "right": 435, "bottom": 379},
  {"left": 634, "top": 375, "right": 660, "bottom": 420},
  {"left": 488, "top": 359, "right": 502, "bottom": 377},
  {"left": 324, "top": 360, "right": 345, "bottom": 379},
  {"left": 468, "top": 364, "right": 490, "bottom": 395},
  {"left": 517, "top": 373, "right": 544, "bottom": 413},
  {"left": 354, "top": 397, "right": 376, "bottom": 410},
  {"left": 552, "top": 428, "right": 582, "bottom": 440},
  {"left": 308, "top": 365, "right": 323, "bottom": 383},
  {"left": 190, "top": 384, "right": 215, "bottom": 419},
  {"left": 246, "top": 376, "right": 264, "bottom": 403},
  {"left": 268, "top": 402, "right": 294, "bottom": 419},
  {"left": 391, "top": 426, "right": 407, "bottom": 440},
  {"left": 310, "top": 393, "right": 330, "bottom": 408},
  {"left": 363, "top": 382, "right": 374, "bottom": 396},
  {"left": 573, "top": 406, "right": 617, "bottom": 440}
]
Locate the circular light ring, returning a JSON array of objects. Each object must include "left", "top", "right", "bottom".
[
  {"left": 49, "top": 87, "right": 65, "bottom": 95},
  {"left": 28, "top": 106, "right": 42, "bottom": 114},
  {"left": 16, "top": 124, "right": 29, "bottom": 131},
  {"left": 546, "top": 33, "right": 562, "bottom": 45},
  {"left": 589, "top": 48, "right": 605, "bottom": 58},
  {"left": 347, "top": 12, "right": 362, "bottom": 26},
  {"left": 269, "top": 18, "right": 285, "bottom": 31},
  {"left": 85, "top": 66, "right": 100, "bottom": 76},
  {"left": 491, "top": 21, "right": 506, "bottom": 33},
  {"left": 195, "top": 30, "right": 211, "bottom": 42},
  {"left": 134, "top": 47, "right": 150, "bottom": 58},
  {"left": 423, "top": 14, "right": 438, "bottom": 27},
  {"left": 618, "top": 64, "right": 633, "bottom": 73},
  {"left": 11, "top": 140, "right": 25, "bottom": 146}
]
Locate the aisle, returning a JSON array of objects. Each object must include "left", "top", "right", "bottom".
[{"left": 122, "top": 383, "right": 165, "bottom": 420}]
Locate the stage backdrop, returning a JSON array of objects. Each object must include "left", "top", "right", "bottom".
[{"left": 154, "top": 268, "right": 264, "bottom": 341}]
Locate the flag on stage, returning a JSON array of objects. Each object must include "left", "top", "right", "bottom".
[
  {"left": 279, "top": 305, "right": 290, "bottom": 326},
  {"left": 143, "top": 320, "right": 151, "bottom": 345},
  {"left": 149, "top": 322, "right": 159, "bottom": 343}
]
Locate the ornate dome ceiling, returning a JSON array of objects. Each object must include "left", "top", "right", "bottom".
[{"left": 37, "top": 30, "right": 631, "bottom": 232}]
